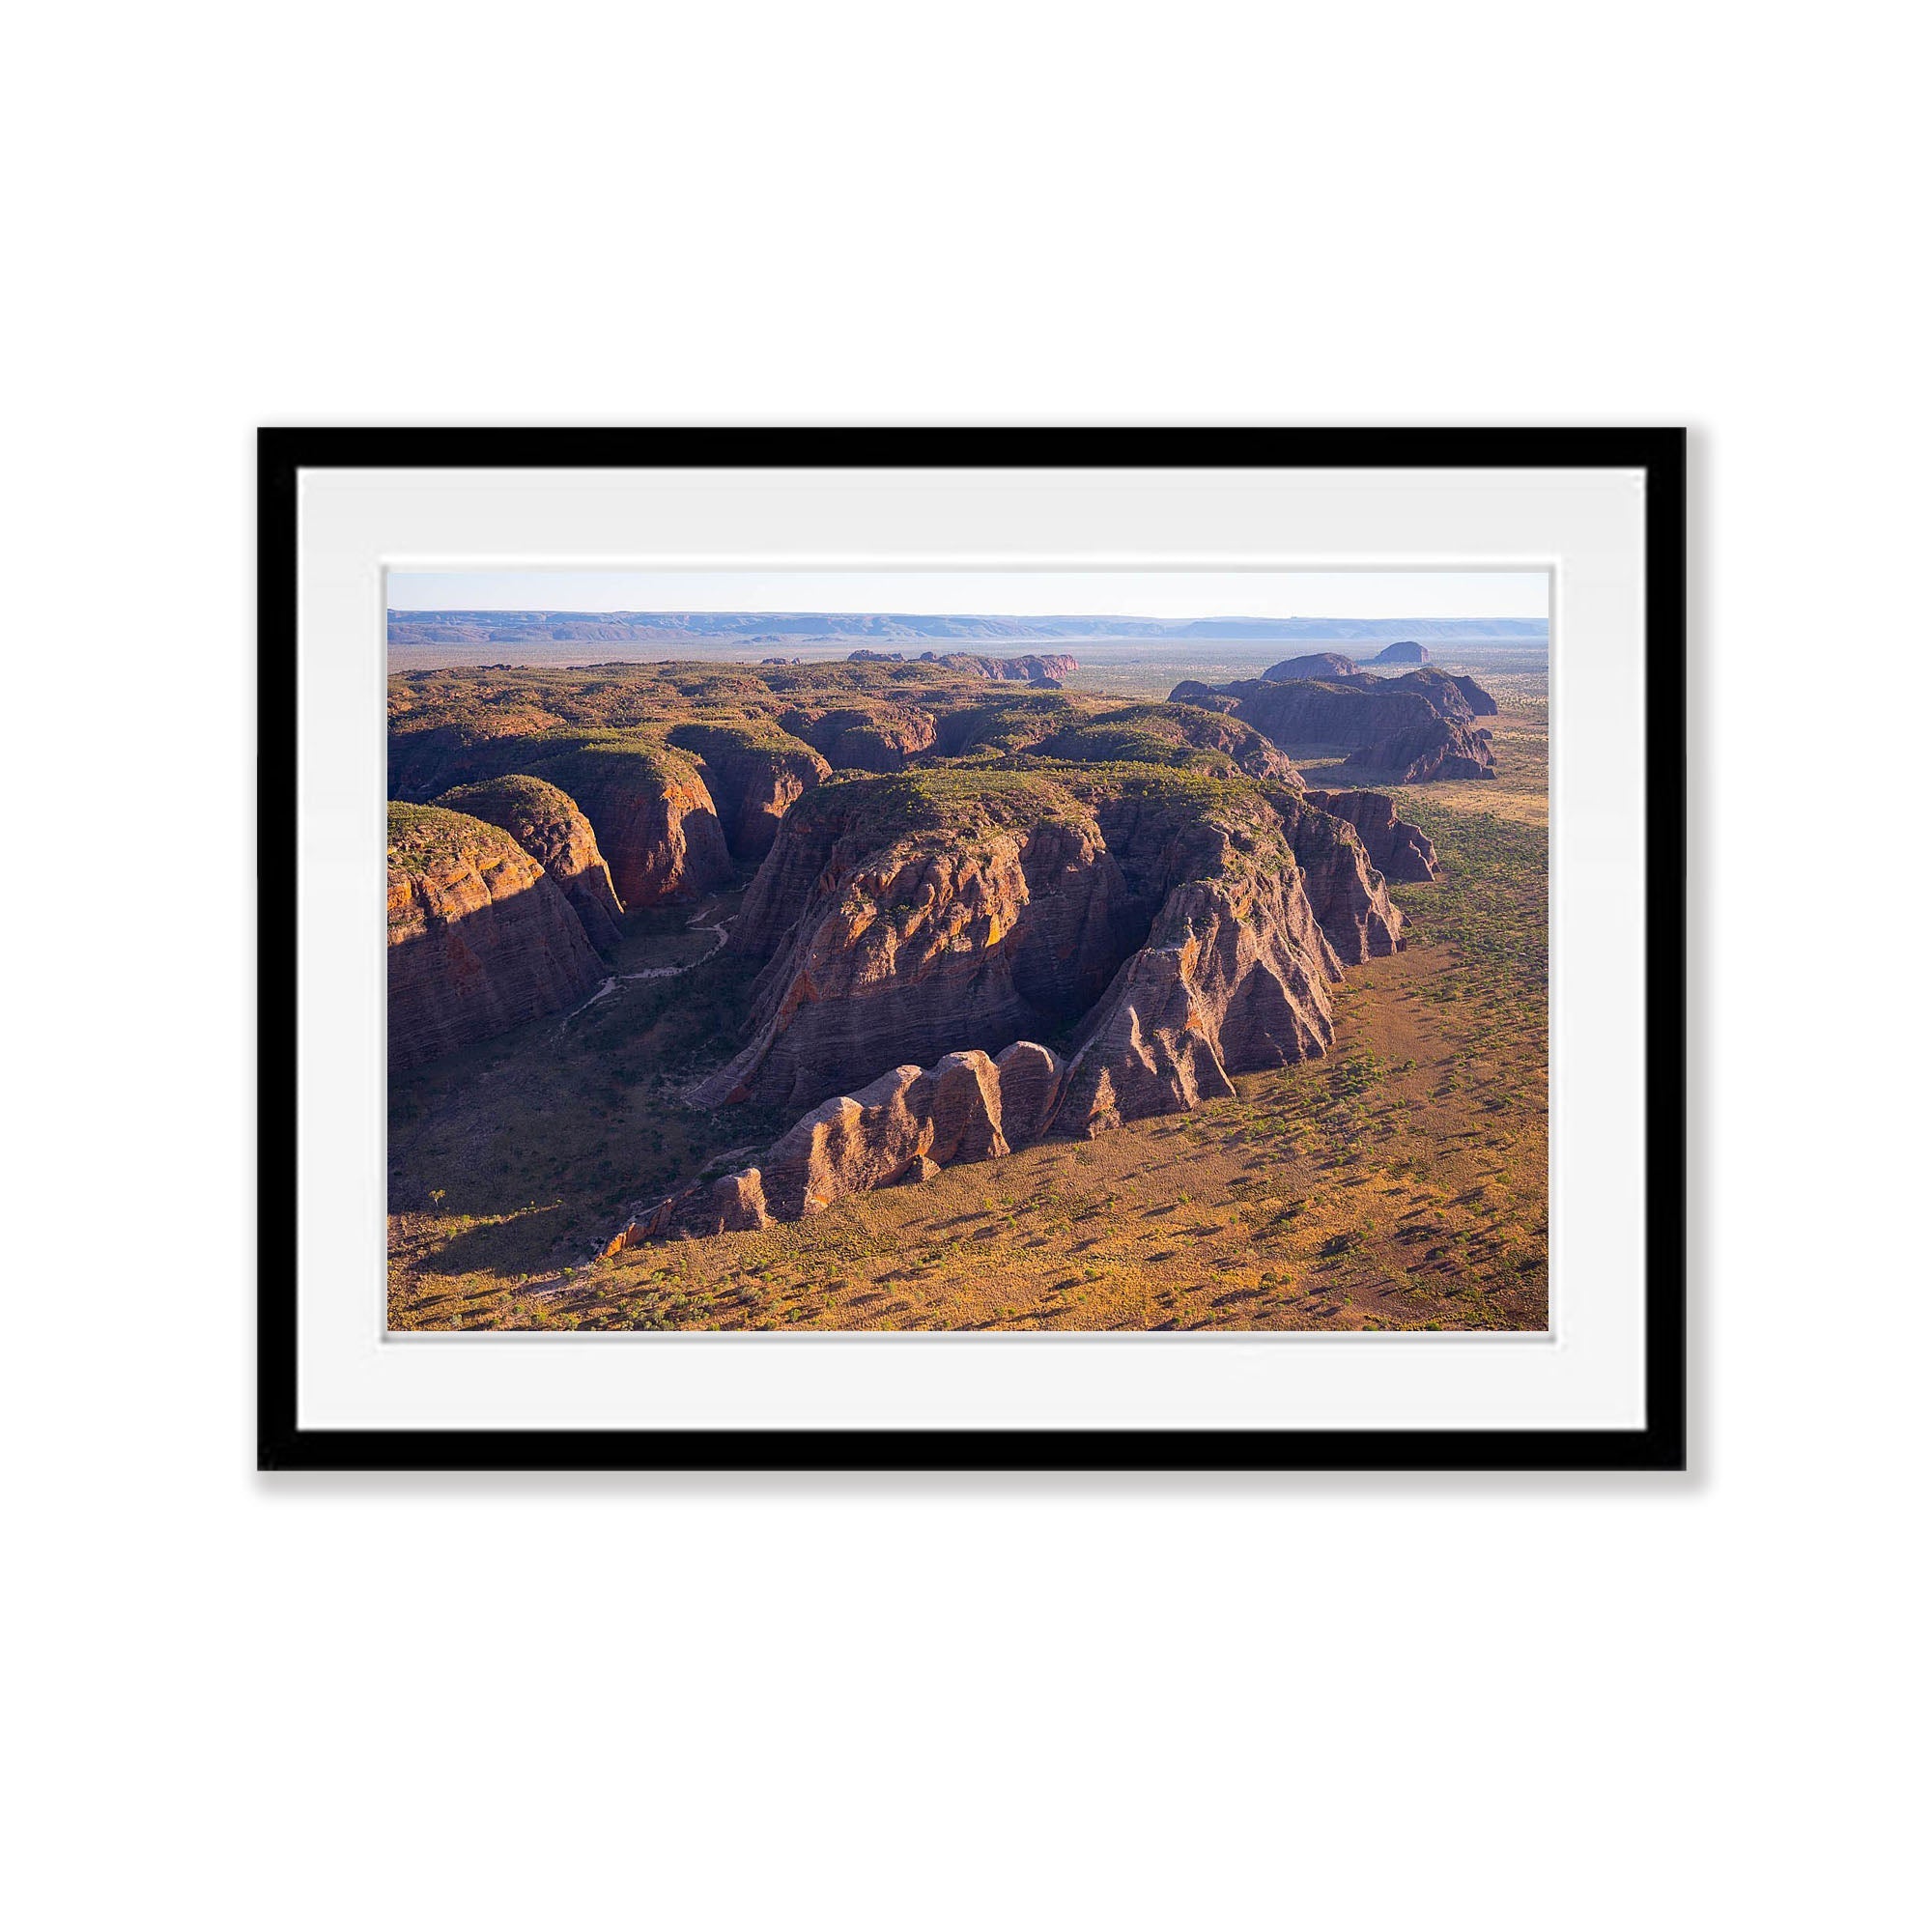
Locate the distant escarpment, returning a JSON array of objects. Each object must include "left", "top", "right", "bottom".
[
  {"left": 1169, "top": 667, "right": 1497, "bottom": 782},
  {"left": 847, "top": 648, "right": 1078, "bottom": 686},
  {"left": 950, "top": 651, "right": 1079, "bottom": 686},
  {"left": 1301, "top": 790, "right": 1438, "bottom": 882},
  {"left": 620, "top": 775, "right": 1407, "bottom": 1238},
  {"left": 1370, "top": 640, "right": 1430, "bottom": 666},
  {"left": 387, "top": 805, "right": 603, "bottom": 1072},
  {"left": 665, "top": 722, "right": 829, "bottom": 861},
  {"left": 390, "top": 608, "right": 1545, "bottom": 650},
  {"left": 433, "top": 775, "right": 627, "bottom": 951},
  {"left": 689, "top": 767, "right": 1399, "bottom": 1117}
]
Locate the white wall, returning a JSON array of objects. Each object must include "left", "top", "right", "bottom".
[{"left": 7, "top": 4, "right": 1923, "bottom": 1927}]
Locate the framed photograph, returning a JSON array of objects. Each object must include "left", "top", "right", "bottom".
[{"left": 260, "top": 428, "right": 1685, "bottom": 1470}]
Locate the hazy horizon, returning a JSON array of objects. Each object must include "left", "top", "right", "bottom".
[{"left": 386, "top": 567, "right": 1549, "bottom": 624}]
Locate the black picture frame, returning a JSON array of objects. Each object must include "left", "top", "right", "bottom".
[{"left": 259, "top": 427, "right": 1686, "bottom": 1473}]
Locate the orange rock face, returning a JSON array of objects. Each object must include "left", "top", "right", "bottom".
[
  {"left": 696, "top": 801, "right": 1134, "bottom": 1110},
  {"left": 432, "top": 774, "right": 628, "bottom": 950},
  {"left": 667, "top": 724, "right": 831, "bottom": 861},
  {"left": 1301, "top": 789, "right": 1438, "bottom": 883},
  {"left": 627, "top": 775, "right": 1412, "bottom": 1237},
  {"left": 537, "top": 746, "right": 732, "bottom": 907},
  {"left": 387, "top": 806, "right": 604, "bottom": 1072},
  {"left": 618, "top": 1039, "right": 1070, "bottom": 1242},
  {"left": 700, "top": 776, "right": 1405, "bottom": 1116},
  {"left": 779, "top": 704, "right": 940, "bottom": 773}
]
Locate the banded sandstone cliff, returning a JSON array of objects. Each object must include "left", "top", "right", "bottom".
[
  {"left": 614, "top": 808, "right": 1406, "bottom": 1241},
  {"left": 666, "top": 722, "right": 830, "bottom": 861},
  {"left": 387, "top": 805, "right": 603, "bottom": 1072},
  {"left": 432, "top": 774, "right": 627, "bottom": 950},
  {"left": 1300, "top": 789, "right": 1439, "bottom": 882},
  {"left": 628, "top": 769, "right": 1406, "bottom": 1233}
]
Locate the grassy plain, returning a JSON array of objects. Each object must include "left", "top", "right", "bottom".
[{"left": 387, "top": 654, "right": 1548, "bottom": 1333}]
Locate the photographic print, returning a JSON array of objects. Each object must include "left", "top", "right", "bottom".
[{"left": 385, "top": 565, "right": 1551, "bottom": 1336}]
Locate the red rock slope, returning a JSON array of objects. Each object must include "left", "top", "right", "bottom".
[
  {"left": 387, "top": 805, "right": 603, "bottom": 1072},
  {"left": 621, "top": 773, "right": 1406, "bottom": 1238},
  {"left": 432, "top": 774, "right": 627, "bottom": 950}
]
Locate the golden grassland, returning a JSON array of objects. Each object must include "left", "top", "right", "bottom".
[{"left": 387, "top": 671, "right": 1548, "bottom": 1332}]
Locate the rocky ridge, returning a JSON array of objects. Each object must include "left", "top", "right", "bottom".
[
  {"left": 384, "top": 660, "right": 1453, "bottom": 1088},
  {"left": 617, "top": 772, "right": 1407, "bottom": 1237},
  {"left": 387, "top": 805, "right": 604, "bottom": 1072},
  {"left": 610, "top": 1041, "right": 1069, "bottom": 1242},
  {"left": 1170, "top": 667, "right": 1498, "bottom": 782},
  {"left": 666, "top": 722, "right": 830, "bottom": 861},
  {"left": 530, "top": 742, "right": 733, "bottom": 905},
  {"left": 697, "top": 770, "right": 1405, "bottom": 1113},
  {"left": 432, "top": 774, "right": 627, "bottom": 950},
  {"left": 778, "top": 702, "right": 939, "bottom": 773},
  {"left": 1300, "top": 789, "right": 1439, "bottom": 882}
]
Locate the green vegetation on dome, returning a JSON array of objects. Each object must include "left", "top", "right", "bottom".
[
  {"left": 385, "top": 801, "right": 526, "bottom": 869},
  {"left": 666, "top": 719, "right": 824, "bottom": 762},
  {"left": 434, "top": 773, "right": 582, "bottom": 820}
]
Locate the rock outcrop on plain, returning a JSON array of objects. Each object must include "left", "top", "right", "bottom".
[
  {"left": 433, "top": 774, "right": 627, "bottom": 951},
  {"left": 1443, "top": 672, "right": 1498, "bottom": 716},
  {"left": 1302, "top": 789, "right": 1439, "bottom": 882},
  {"left": 1370, "top": 640, "right": 1430, "bottom": 665},
  {"left": 387, "top": 805, "right": 603, "bottom": 1072},
  {"left": 611, "top": 1041, "right": 1069, "bottom": 1244},
  {"left": 1344, "top": 721, "right": 1492, "bottom": 783},
  {"left": 1169, "top": 667, "right": 1498, "bottom": 782},
  {"left": 1264, "top": 651, "right": 1362, "bottom": 681}
]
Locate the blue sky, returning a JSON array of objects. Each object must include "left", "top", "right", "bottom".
[{"left": 387, "top": 568, "right": 1549, "bottom": 622}]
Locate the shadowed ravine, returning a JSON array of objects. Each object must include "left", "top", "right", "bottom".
[{"left": 556, "top": 903, "right": 735, "bottom": 1032}]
